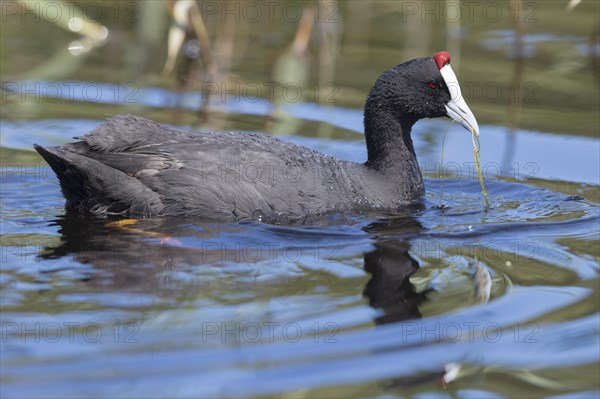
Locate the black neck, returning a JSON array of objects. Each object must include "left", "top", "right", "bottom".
[
  {"left": 362, "top": 105, "right": 424, "bottom": 197},
  {"left": 364, "top": 107, "right": 421, "bottom": 182}
]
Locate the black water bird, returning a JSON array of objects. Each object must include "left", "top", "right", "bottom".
[{"left": 34, "top": 51, "right": 478, "bottom": 220}]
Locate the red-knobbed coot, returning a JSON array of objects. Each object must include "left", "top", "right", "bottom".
[{"left": 34, "top": 51, "right": 478, "bottom": 220}]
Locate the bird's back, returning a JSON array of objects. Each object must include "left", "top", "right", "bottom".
[{"left": 35, "top": 115, "right": 365, "bottom": 220}]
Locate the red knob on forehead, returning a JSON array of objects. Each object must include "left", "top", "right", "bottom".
[{"left": 433, "top": 51, "right": 451, "bottom": 70}]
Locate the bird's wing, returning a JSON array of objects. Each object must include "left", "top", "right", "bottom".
[{"left": 39, "top": 115, "right": 355, "bottom": 218}]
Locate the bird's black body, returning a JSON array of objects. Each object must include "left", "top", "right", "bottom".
[{"left": 34, "top": 56, "right": 464, "bottom": 221}]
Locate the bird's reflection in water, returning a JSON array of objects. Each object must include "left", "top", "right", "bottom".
[
  {"left": 41, "top": 211, "right": 429, "bottom": 325},
  {"left": 363, "top": 239, "right": 427, "bottom": 324},
  {"left": 361, "top": 212, "right": 429, "bottom": 324},
  {"left": 40, "top": 211, "right": 438, "bottom": 389}
]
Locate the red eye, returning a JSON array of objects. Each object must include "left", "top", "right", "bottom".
[{"left": 428, "top": 82, "right": 437, "bottom": 89}]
